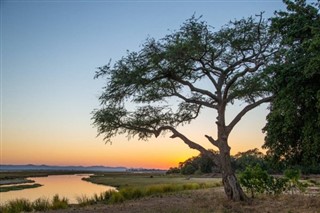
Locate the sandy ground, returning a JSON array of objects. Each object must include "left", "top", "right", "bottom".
[{"left": 45, "top": 187, "right": 320, "bottom": 213}]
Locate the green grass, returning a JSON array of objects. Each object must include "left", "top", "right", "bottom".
[
  {"left": 0, "top": 195, "right": 69, "bottom": 213},
  {"left": 0, "top": 183, "right": 42, "bottom": 192},
  {"left": 78, "top": 173, "right": 222, "bottom": 206},
  {"left": 0, "top": 172, "right": 223, "bottom": 212},
  {"left": 51, "top": 194, "right": 69, "bottom": 210},
  {"left": 75, "top": 182, "right": 221, "bottom": 206},
  {"left": 0, "top": 198, "right": 32, "bottom": 213},
  {"left": 32, "top": 198, "right": 50, "bottom": 211},
  {"left": 83, "top": 173, "right": 222, "bottom": 189}
]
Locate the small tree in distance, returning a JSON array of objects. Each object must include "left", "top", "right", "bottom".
[{"left": 93, "top": 14, "right": 278, "bottom": 201}]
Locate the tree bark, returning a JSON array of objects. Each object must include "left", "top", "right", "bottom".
[{"left": 219, "top": 141, "right": 248, "bottom": 201}]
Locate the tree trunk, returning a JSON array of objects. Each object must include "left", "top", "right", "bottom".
[{"left": 219, "top": 142, "right": 248, "bottom": 201}]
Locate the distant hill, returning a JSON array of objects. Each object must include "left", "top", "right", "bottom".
[{"left": 0, "top": 164, "right": 127, "bottom": 172}]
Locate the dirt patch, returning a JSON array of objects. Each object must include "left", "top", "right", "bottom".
[{"left": 46, "top": 187, "right": 320, "bottom": 213}]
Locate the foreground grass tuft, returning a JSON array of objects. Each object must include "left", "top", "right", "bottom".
[
  {"left": 76, "top": 194, "right": 95, "bottom": 207},
  {"left": 0, "top": 195, "right": 69, "bottom": 213},
  {"left": 51, "top": 194, "right": 69, "bottom": 210},
  {"left": 1, "top": 198, "right": 32, "bottom": 213},
  {"left": 32, "top": 197, "right": 50, "bottom": 211}
]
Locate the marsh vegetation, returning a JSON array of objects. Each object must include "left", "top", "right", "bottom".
[
  {"left": 0, "top": 172, "right": 221, "bottom": 212},
  {"left": 1, "top": 171, "right": 319, "bottom": 212}
]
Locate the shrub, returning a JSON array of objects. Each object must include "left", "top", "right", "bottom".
[
  {"left": 239, "top": 165, "right": 270, "bottom": 198},
  {"left": 166, "top": 167, "right": 181, "bottom": 174},
  {"left": 266, "top": 176, "right": 288, "bottom": 195},
  {"left": 284, "top": 168, "right": 306, "bottom": 194},
  {"left": 239, "top": 165, "right": 289, "bottom": 197},
  {"left": 181, "top": 164, "right": 197, "bottom": 175}
]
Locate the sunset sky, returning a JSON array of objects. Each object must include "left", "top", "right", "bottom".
[{"left": 1, "top": 0, "right": 286, "bottom": 169}]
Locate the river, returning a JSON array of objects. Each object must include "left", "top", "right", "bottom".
[{"left": 0, "top": 174, "right": 115, "bottom": 204}]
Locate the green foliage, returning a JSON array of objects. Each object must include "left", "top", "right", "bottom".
[
  {"left": 178, "top": 151, "right": 219, "bottom": 175},
  {"left": 181, "top": 164, "right": 197, "bottom": 175},
  {"left": 239, "top": 165, "right": 270, "bottom": 198},
  {"left": 239, "top": 165, "right": 288, "bottom": 198},
  {"left": 284, "top": 168, "right": 306, "bottom": 193},
  {"left": 92, "top": 14, "right": 276, "bottom": 152},
  {"left": 93, "top": 11, "right": 278, "bottom": 201},
  {"left": 263, "top": 0, "right": 320, "bottom": 174},
  {"left": 284, "top": 168, "right": 301, "bottom": 181},
  {"left": 166, "top": 167, "right": 181, "bottom": 174},
  {"left": 233, "top": 148, "right": 267, "bottom": 172}
]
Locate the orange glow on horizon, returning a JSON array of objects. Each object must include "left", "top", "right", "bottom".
[{"left": 2, "top": 105, "right": 267, "bottom": 169}]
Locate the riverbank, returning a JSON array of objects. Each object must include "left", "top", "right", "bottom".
[
  {"left": 0, "top": 171, "right": 93, "bottom": 193},
  {"left": 0, "top": 178, "right": 35, "bottom": 186},
  {"left": 1, "top": 172, "right": 320, "bottom": 212},
  {"left": 0, "top": 183, "right": 42, "bottom": 192}
]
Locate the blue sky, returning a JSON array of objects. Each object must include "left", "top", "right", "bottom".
[{"left": 1, "top": 0, "right": 287, "bottom": 168}]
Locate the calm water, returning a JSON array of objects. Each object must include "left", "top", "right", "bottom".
[{"left": 0, "top": 174, "right": 115, "bottom": 204}]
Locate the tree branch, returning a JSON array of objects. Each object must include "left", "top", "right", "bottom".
[
  {"left": 205, "top": 135, "right": 219, "bottom": 147},
  {"left": 170, "top": 75, "right": 219, "bottom": 102},
  {"left": 227, "top": 96, "right": 273, "bottom": 134},
  {"left": 223, "top": 61, "right": 264, "bottom": 101},
  {"left": 155, "top": 126, "right": 220, "bottom": 165},
  {"left": 172, "top": 92, "right": 218, "bottom": 109}
]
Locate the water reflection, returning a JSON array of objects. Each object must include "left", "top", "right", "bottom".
[{"left": 0, "top": 174, "right": 115, "bottom": 204}]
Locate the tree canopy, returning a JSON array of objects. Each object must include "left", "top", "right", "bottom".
[
  {"left": 263, "top": 0, "right": 320, "bottom": 173},
  {"left": 93, "top": 14, "right": 278, "bottom": 201}
]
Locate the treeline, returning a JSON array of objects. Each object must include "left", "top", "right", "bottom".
[{"left": 167, "top": 148, "right": 320, "bottom": 175}]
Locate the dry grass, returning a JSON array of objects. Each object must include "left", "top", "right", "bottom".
[{"left": 47, "top": 187, "right": 320, "bottom": 213}]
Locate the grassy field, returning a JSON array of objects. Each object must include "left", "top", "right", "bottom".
[
  {"left": 1, "top": 171, "right": 319, "bottom": 213},
  {"left": 0, "top": 172, "right": 222, "bottom": 213},
  {"left": 83, "top": 172, "right": 222, "bottom": 188}
]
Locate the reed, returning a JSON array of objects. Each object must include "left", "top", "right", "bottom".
[
  {"left": 51, "top": 194, "right": 69, "bottom": 210},
  {"left": 32, "top": 197, "right": 50, "bottom": 211},
  {"left": 76, "top": 195, "right": 94, "bottom": 207},
  {"left": 1, "top": 198, "right": 32, "bottom": 213}
]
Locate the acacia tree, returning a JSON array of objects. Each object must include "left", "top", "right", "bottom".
[{"left": 93, "top": 15, "right": 278, "bottom": 201}]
